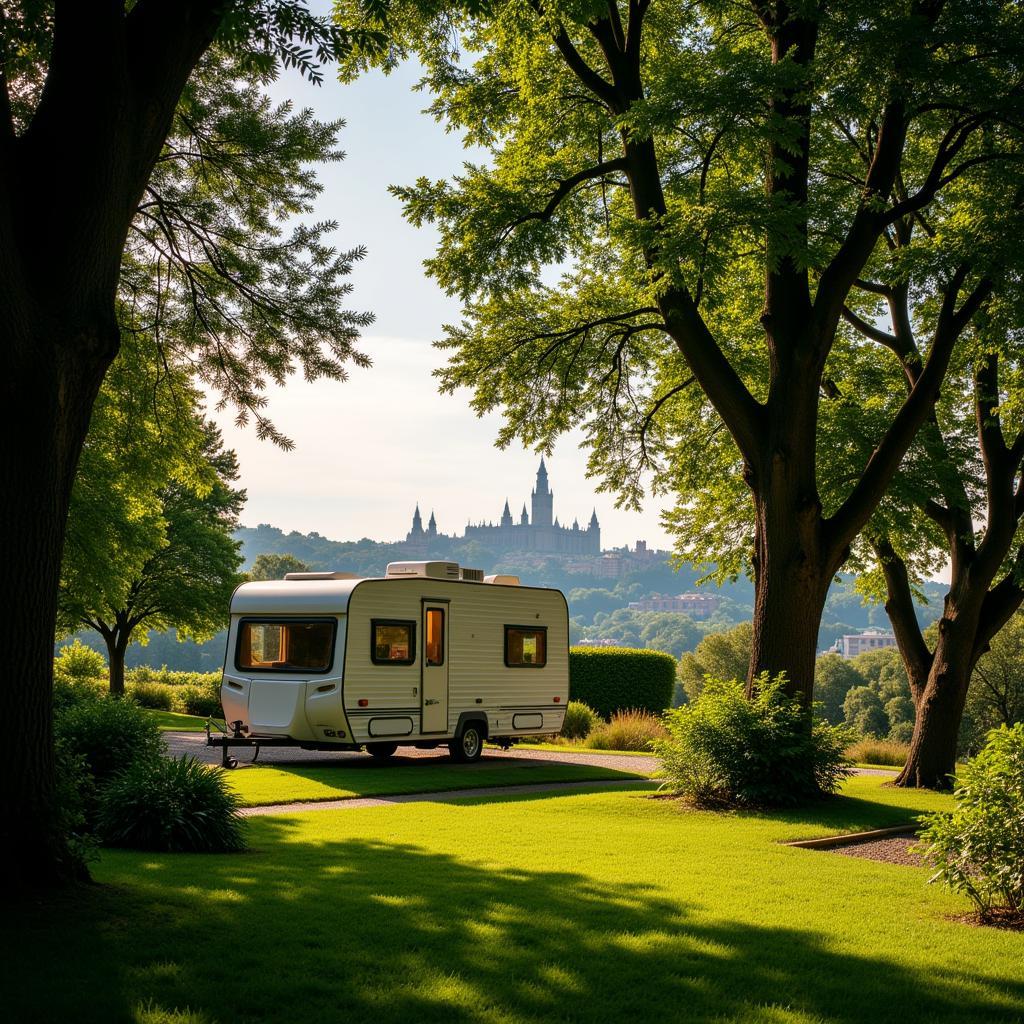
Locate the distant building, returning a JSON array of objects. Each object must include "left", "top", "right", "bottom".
[
  {"left": 406, "top": 458, "right": 600, "bottom": 555},
  {"left": 838, "top": 630, "right": 898, "bottom": 659},
  {"left": 628, "top": 593, "right": 721, "bottom": 619}
]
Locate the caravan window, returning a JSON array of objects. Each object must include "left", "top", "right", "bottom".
[
  {"left": 237, "top": 619, "right": 336, "bottom": 673},
  {"left": 372, "top": 620, "right": 416, "bottom": 665},
  {"left": 505, "top": 625, "right": 547, "bottom": 668}
]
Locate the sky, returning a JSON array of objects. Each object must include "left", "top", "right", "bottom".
[{"left": 208, "top": 7, "right": 674, "bottom": 552}]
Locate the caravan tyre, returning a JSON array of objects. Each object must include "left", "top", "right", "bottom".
[
  {"left": 366, "top": 742, "right": 398, "bottom": 759},
  {"left": 450, "top": 723, "right": 484, "bottom": 764}
]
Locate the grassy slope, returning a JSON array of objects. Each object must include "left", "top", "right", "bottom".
[
  {"left": 6, "top": 777, "right": 1023, "bottom": 1024},
  {"left": 225, "top": 758, "right": 650, "bottom": 806}
]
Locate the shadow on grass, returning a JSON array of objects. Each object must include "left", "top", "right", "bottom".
[{"left": 5, "top": 820, "right": 1023, "bottom": 1024}]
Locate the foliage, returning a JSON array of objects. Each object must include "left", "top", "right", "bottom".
[
  {"left": 585, "top": 709, "right": 668, "bottom": 752},
  {"left": 128, "top": 681, "right": 178, "bottom": 712},
  {"left": 559, "top": 700, "right": 598, "bottom": 741},
  {"left": 176, "top": 681, "right": 223, "bottom": 719},
  {"left": 53, "top": 640, "right": 107, "bottom": 685},
  {"left": 845, "top": 738, "right": 909, "bottom": 769},
  {"left": 813, "top": 654, "right": 864, "bottom": 725},
  {"left": 917, "top": 724, "right": 1024, "bottom": 921},
  {"left": 54, "top": 697, "right": 165, "bottom": 787},
  {"left": 128, "top": 668, "right": 222, "bottom": 690},
  {"left": 569, "top": 646, "right": 675, "bottom": 718},
  {"left": 677, "top": 623, "right": 751, "bottom": 703},
  {"left": 248, "top": 552, "right": 310, "bottom": 581},
  {"left": 98, "top": 756, "right": 245, "bottom": 854},
  {"left": 962, "top": 613, "right": 1024, "bottom": 755},
  {"left": 656, "top": 676, "right": 854, "bottom": 808},
  {"left": 53, "top": 741, "right": 98, "bottom": 874},
  {"left": 842, "top": 686, "right": 890, "bottom": 740}
]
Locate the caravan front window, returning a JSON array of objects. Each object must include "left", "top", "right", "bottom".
[{"left": 237, "top": 619, "right": 336, "bottom": 673}]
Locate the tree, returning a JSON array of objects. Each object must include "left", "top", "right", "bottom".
[
  {"left": 814, "top": 654, "right": 863, "bottom": 725},
  {"left": 842, "top": 686, "right": 889, "bottom": 740},
  {"left": 249, "top": 553, "right": 310, "bottom": 581},
  {"left": 334, "top": 0, "right": 1024, "bottom": 714},
  {"left": 0, "top": 2, "right": 373, "bottom": 884},
  {"left": 678, "top": 622, "right": 752, "bottom": 703},
  {"left": 847, "top": 245, "right": 1024, "bottom": 784},
  {"left": 62, "top": 399, "right": 245, "bottom": 696},
  {"left": 961, "top": 612, "right": 1024, "bottom": 754}
]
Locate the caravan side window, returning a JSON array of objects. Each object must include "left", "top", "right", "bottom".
[
  {"left": 372, "top": 619, "right": 416, "bottom": 665},
  {"left": 505, "top": 625, "right": 547, "bottom": 668}
]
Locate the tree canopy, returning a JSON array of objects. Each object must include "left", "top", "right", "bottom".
[{"left": 333, "top": 0, "right": 1024, "bottom": 707}]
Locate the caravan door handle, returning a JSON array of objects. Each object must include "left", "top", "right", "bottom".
[{"left": 425, "top": 699, "right": 439, "bottom": 705}]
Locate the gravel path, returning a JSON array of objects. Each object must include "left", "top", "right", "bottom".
[
  {"left": 239, "top": 778, "right": 653, "bottom": 816},
  {"left": 162, "top": 730, "right": 660, "bottom": 775}
]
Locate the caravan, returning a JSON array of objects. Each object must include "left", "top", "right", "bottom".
[{"left": 210, "top": 561, "right": 569, "bottom": 766}]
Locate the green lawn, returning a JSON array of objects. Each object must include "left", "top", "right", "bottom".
[
  {"left": 145, "top": 710, "right": 222, "bottom": 732},
  {"left": 494, "top": 741, "right": 656, "bottom": 758},
  {"left": 224, "top": 757, "right": 651, "bottom": 806},
  {"left": 6, "top": 777, "right": 1022, "bottom": 1024}
]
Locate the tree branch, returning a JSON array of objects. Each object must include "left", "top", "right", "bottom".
[{"left": 874, "top": 536, "right": 933, "bottom": 699}]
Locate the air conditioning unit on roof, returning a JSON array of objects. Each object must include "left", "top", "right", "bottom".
[{"left": 385, "top": 561, "right": 462, "bottom": 580}]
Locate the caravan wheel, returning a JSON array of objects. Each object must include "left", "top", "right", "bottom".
[
  {"left": 450, "top": 723, "right": 484, "bottom": 764},
  {"left": 366, "top": 742, "right": 398, "bottom": 759}
]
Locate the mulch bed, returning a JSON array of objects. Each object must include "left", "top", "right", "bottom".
[{"left": 831, "top": 835, "right": 924, "bottom": 867}]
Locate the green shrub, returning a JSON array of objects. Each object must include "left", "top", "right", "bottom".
[
  {"left": 846, "top": 737, "right": 909, "bottom": 767},
  {"left": 176, "top": 680, "right": 222, "bottom": 717},
  {"left": 55, "top": 696, "right": 164, "bottom": 785},
  {"left": 129, "top": 680, "right": 177, "bottom": 711},
  {"left": 569, "top": 647, "right": 675, "bottom": 718},
  {"left": 560, "top": 701, "right": 598, "bottom": 741},
  {"left": 54, "top": 639, "right": 107, "bottom": 684},
  {"left": 655, "top": 675, "right": 855, "bottom": 808},
  {"left": 585, "top": 709, "right": 668, "bottom": 751},
  {"left": 98, "top": 756, "right": 246, "bottom": 853},
  {"left": 54, "top": 740, "right": 97, "bottom": 875},
  {"left": 53, "top": 676, "right": 106, "bottom": 713},
  {"left": 916, "top": 723, "right": 1024, "bottom": 922}
]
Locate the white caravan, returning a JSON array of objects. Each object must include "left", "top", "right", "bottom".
[{"left": 210, "top": 561, "right": 569, "bottom": 766}]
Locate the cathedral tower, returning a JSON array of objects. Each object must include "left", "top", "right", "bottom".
[{"left": 530, "top": 457, "right": 554, "bottom": 528}]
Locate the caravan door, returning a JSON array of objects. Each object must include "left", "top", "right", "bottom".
[{"left": 421, "top": 601, "right": 449, "bottom": 732}]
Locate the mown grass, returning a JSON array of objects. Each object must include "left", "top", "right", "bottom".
[
  {"left": 5, "top": 776, "right": 1022, "bottom": 1024},
  {"left": 224, "top": 757, "right": 651, "bottom": 807},
  {"left": 145, "top": 710, "right": 222, "bottom": 733},
  {"left": 497, "top": 740, "right": 656, "bottom": 758}
]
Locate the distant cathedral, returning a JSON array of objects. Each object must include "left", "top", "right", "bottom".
[{"left": 405, "top": 458, "right": 600, "bottom": 555}]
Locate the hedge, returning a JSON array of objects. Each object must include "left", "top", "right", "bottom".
[{"left": 569, "top": 646, "right": 676, "bottom": 719}]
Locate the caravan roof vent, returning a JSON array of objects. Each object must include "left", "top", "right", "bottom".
[
  {"left": 460, "top": 567, "right": 485, "bottom": 583},
  {"left": 284, "top": 571, "right": 360, "bottom": 581},
  {"left": 484, "top": 574, "right": 521, "bottom": 586},
  {"left": 386, "top": 561, "right": 462, "bottom": 581}
]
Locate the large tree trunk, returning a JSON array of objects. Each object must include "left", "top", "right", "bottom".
[
  {"left": 0, "top": 336, "right": 114, "bottom": 886},
  {"left": 895, "top": 613, "right": 978, "bottom": 789}
]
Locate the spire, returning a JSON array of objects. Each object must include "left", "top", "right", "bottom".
[
  {"left": 572, "top": 517, "right": 580, "bottom": 531},
  {"left": 411, "top": 503, "right": 423, "bottom": 533},
  {"left": 589, "top": 507, "right": 599, "bottom": 528},
  {"left": 427, "top": 510, "right": 437, "bottom": 536},
  {"left": 501, "top": 499, "right": 513, "bottom": 527},
  {"left": 520, "top": 503, "right": 529, "bottom": 525},
  {"left": 536, "top": 456, "right": 550, "bottom": 493}
]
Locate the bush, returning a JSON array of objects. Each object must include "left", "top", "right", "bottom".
[
  {"left": 569, "top": 647, "right": 675, "bottom": 718},
  {"left": 129, "top": 680, "right": 177, "bottom": 711},
  {"left": 655, "top": 675, "right": 855, "bottom": 808},
  {"left": 53, "top": 676, "right": 106, "bottom": 713},
  {"left": 560, "top": 701, "right": 598, "bottom": 741},
  {"left": 55, "top": 696, "right": 164, "bottom": 785},
  {"left": 54, "top": 740, "right": 97, "bottom": 875},
  {"left": 176, "top": 680, "right": 222, "bottom": 717},
  {"left": 845, "top": 737, "right": 909, "bottom": 767},
  {"left": 54, "top": 639, "right": 107, "bottom": 684},
  {"left": 916, "top": 723, "right": 1024, "bottom": 922},
  {"left": 126, "top": 666, "right": 221, "bottom": 689},
  {"left": 98, "top": 755, "right": 246, "bottom": 853},
  {"left": 585, "top": 709, "right": 668, "bottom": 751}
]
